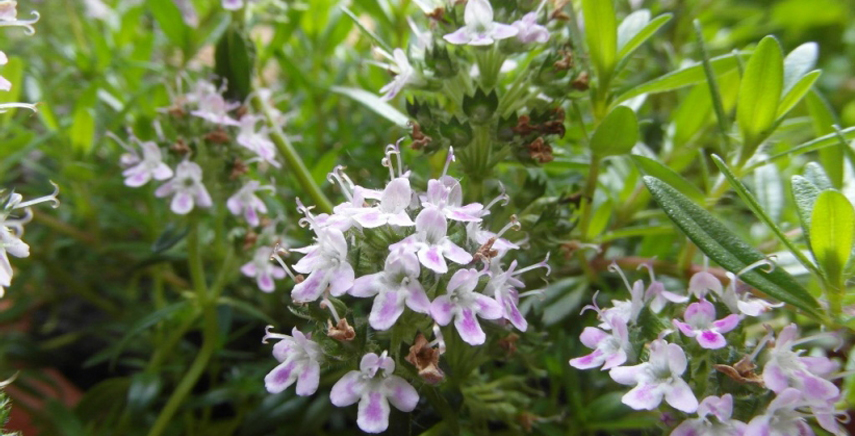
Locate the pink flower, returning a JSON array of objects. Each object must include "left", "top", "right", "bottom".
[
  {"left": 227, "top": 181, "right": 271, "bottom": 227},
  {"left": 569, "top": 315, "right": 630, "bottom": 371},
  {"left": 330, "top": 352, "right": 419, "bottom": 434},
  {"left": 263, "top": 326, "right": 322, "bottom": 396},
  {"left": 609, "top": 339, "right": 698, "bottom": 413},
  {"left": 672, "top": 299, "right": 740, "bottom": 349},
  {"left": 430, "top": 268, "right": 503, "bottom": 345},
  {"left": 745, "top": 388, "right": 816, "bottom": 436},
  {"left": 671, "top": 394, "right": 747, "bottom": 436},
  {"left": 511, "top": 12, "right": 549, "bottom": 44},
  {"left": 443, "top": 0, "right": 518, "bottom": 46},
  {"left": 349, "top": 249, "right": 431, "bottom": 330},
  {"left": 352, "top": 178, "right": 415, "bottom": 228},
  {"left": 241, "top": 246, "right": 286, "bottom": 293},
  {"left": 154, "top": 161, "right": 212, "bottom": 215},
  {"left": 389, "top": 207, "right": 472, "bottom": 274},
  {"left": 121, "top": 140, "right": 173, "bottom": 188},
  {"left": 289, "top": 227, "right": 354, "bottom": 303}
]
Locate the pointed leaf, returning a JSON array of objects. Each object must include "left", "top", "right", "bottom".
[
  {"left": 614, "top": 52, "right": 744, "bottom": 104},
  {"left": 791, "top": 175, "right": 822, "bottom": 241},
  {"left": 617, "top": 13, "right": 672, "bottom": 60},
  {"left": 643, "top": 176, "right": 823, "bottom": 320},
  {"left": 591, "top": 106, "right": 638, "bottom": 157},
  {"left": 582, "top": 0, "right": 617, "bottom": 81},
  {"left": 711, "top": 155, "right": 819, "bottom": 276},
  {"left": 331, "top": 86, "right": 409, "bottom": 127},
  {"left": 810, "top": 190, "right": 854, "bottom": 287},
  {"left": 631, "top": 155, "right": 705, "bottom": 203},
  {"left": 617, "top": 10, "right": 649, "bottom": 53},
  {"left": 777, "top": 70, "right": 820, "bottom": 119},
  {"left": 783, "top": 42, "right": 818, "bottom": 94},
  {"left": 737, "top": 36, "right": 783, "bottom": 151}
]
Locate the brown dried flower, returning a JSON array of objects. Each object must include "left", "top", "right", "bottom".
[
  {"left": 405, "top": 333, "right": 445, "bottom": 384},
  {"left": 327, "top": 318, "right": 356, "bottom": 342}
]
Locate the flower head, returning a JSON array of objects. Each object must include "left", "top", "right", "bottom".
[
  {"left": 443, "top": 0, "right": 518, "bottom": 46},
  {"left": 263, "top": 326, "right": 323, "bottom": 396},
  {"left": 569, "top": 314, "right": 631, "bottom": 371},
  {"left": 389, "top": 207, "right": 472, "bottom": 273},
  {"left": 121, "top": 140, "right": 173, "bottom": 188},
  {"left": 349, "top": 249, "right": 431, "bottom": 330},
  {"left": 330, "top": 352, "right": 419, "bottom": 433},
  {"left": 290, "top": 225, "right": 354, "bottom": 303},
  {"left": 671, "top": 394, "right": 747, "bottom": 436},
  {"left": 352, "top": 177, "right": 415, "bottom": 228},
  {"left": 609, "top": 339, "right": 698, "bottom": 413},
  {"left": 241, "top": 246, "right": 287, "bottom": 293},
  {"left": 511, "top": 12, "right": 549, "bottom": 44},
  {"left": 762, "top": 324, "right": 839, "bottom": 402},
  {"left": 380, "top": 49, "right": 417, "bottom": 101},
  {"left": 237, "top": 115, "right": 280, "bottom": 167},
  {"left": 745, "top": 388, "right": 816, "bottom": 436},
  {"left": 154, "top": 161, "right": 212, "bottom": 215},
  {"left": 672, "top": 299, "right": 740, "bottom": 349},
  {"left": 430, "top": 268, "right": 503, "bottom": 345},
  {"left": 227, "top": 180, "right": 271, "bottom": 227},
  {"left": 189, "top": 83, "right": 239, "bottom": 126}
]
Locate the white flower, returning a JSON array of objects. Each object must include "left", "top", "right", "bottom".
[
  {"left": 609, "top": 339, "right": 698, "bottom": 413},
  {"left": 227, "top": 181, "right": 272, "bottom": 227},
  {"left": 745, "top": 388, "right": 816, "bottom": 436},
  {"left": 241, "top": 246, "right": 286, "bottom": 293},
  {"left": 222, "top": 0, "right": 244, "bottom": 10},
  {"left": 511, "top": 12, "right": 549, "bottom": 44},
  {"left": 430, "top": 268, "right": 503, "bottom": 345},
  {"left": 443, "top": 0, "right": 518, "bottom": 46},
  {"left": 121, "top": 140, "right": 173, "bottom": 188},
  {"left": 0, "top": 1, "right": 39, "bottom": 34},
  {"left": 263, "top": 327, "right": 322, "bottom": 396},
  {"left": 389, "top": 207, "right": 472, "bottom": 274},
  {"left": 671, "top": 394, "right": 747, "bottom": 436},
  {"left": 0, "top": 51, "right": 10, "bottom": 92},
  {"left": 189, "top": 82, "right": 239, "bottom": 126},
  {"left": 352, "top": 177, "right": 415, "bottom": 228},
  {"left": 330, "top": 352, "right": 419, "bottom": 434},
  {"left": 379, "top": 49, "right": 416, "bottom": 101},
  {"left": 154, "top": 161, "right": 212, "bottom": 215},
  {"left": 672, "top": 299, "right": 740, "bottom": 350},
  {"left": 237, "top": 115, "right": 280, "bottom": 167},
  {"left": 569, "top": 314, "right": 631, "bottom": 371},
  {"left": 290, "top": 226, "right": 354, "bottom": 303},
  {"left": 349, "top": 249, "right": 431, "bottom": 330}
]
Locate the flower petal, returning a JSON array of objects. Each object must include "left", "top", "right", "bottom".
[
  {"left": 369, "top": 290, "right": 405, "bottom": 331},
  {"left": 357, "top": 391, "right": 391, "bottom": 434},
  {"left": 418, "top": 245, "right": 448, "bottom": 273},
  {"left": 695, "top": 330, "right": 727, "bottom": 349},
  {"left": 664, "top": 378, "right": 698, "bottom": 413},
  {"left": 454, "top": 308, "right": 486, "bottom": 345},
  {"left": 328, "top": 262, "right": 355, "bottom": 296},
  {"left": 330, "top": 370, "right": 366, "bottom": 407},
  {"left": 350, "top": 273, "right": 382, "bottom": 298},
  {"left": 382, "top": 375, "right": 419, "bottom": 412},
  {"left": 430, "top": 295, "right": 456, "bottom": 325},
  {"left": 264, "top": 359, "right": 300, "bottom": 394},
  {"left": 473, "top": 293, "right": 503, "bottom": 320},
  {"left": 713, "top": 314, "right": 741, "bottom": 333},
  {"left": 295, "top": 359, "right": 320, "bottom": 396},
  {"left": 171, "top": 191, "right": 195, "bottom": 215},
  {"left": 622, "top": 383, "right": 664, "bottom": 411}
]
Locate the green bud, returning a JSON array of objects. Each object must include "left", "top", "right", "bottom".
[
  {"left": 440, "top": 117, "right": 474, "bottom": 149},
  {"left": 426, "top": 45, "right": 458, "bottom": 79}
]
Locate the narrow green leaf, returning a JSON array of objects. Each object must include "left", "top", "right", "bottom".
[
  {"left": 70, "top": 106, "right": 95, "bottom": 153},
  {"left": 614, "top": 52, "right": 744, "bottom": 104},
  {"left": 711, "top": 155, "right": 819, "bottom": 276},
  {"left": 330, "top": 86, "right": 409, "bottom": 127},
  {"left": 591, "top": 106, "right": 638, "bottom": 157},
  {"left": 617, "top": 13, "right": 672, "bottom": 67},
  {"left": 214, "top": 26, "right": 256, "bottom": 101},
  {"left": 753, "top": 163, "right": 784, "bottom": 222},
  {"left": 756, "top": 126, "right": 855, "bottom": 168},
  {"left": 631, "top": 155, "right": 705, "bottom": 203},
  {"left": 643, "top": 176, "right": 823, "bottom": 319},
  {"left": 783, "top": 42, "right": 818, "bottom": 94},
  {"left": 777, "top": 70, "right": 820, "bottom": 119},
  {"left": 147, "top": 0, "right": 189, "bottom": 50},
  {"left": 791, "top": 175, "right": 822, "bottom": 241},
  {"left": 806, "top": 90, "right": 843, "bottom": 187},
  {"left": 737, "top": 36, "right": 784, "bottom": 153},
  {"left": 582, "top": 0, "right": 617, "bottom": 81},
  {"left": 617, "top": 10, "right": 650, "bottom": 53},
  {"left": 810, "top": 190, "right": 854, "bottom": 287},
  {"left": 804, "top": 162, "right": 834, "bottom": 190},
  {"left": 341, "top": 6, "right": 392, "bottom": 53}
]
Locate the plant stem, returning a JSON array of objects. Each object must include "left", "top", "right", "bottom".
[
  {"left": 577, "top": 155, "right": 601, "bottom": 242},
  {"left": 251, "top": 94, "right": 333, "bottom": 213}
]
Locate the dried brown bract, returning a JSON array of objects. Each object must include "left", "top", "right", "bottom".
[
  {"left": 327, "top": 318, "right": 356, "bottom": 342},
  {"left": 498, "top": 333, "right": 520, "bottom": 356},
  {"left": 205, "top": 128, "right": 231, "bottom": 144},
  {"left": 527, "top": 137, "right": 554, "bottom": 163},
  {"left": 405, "top": 333, "right": 445, "bottom": 384},
  {"left": 713, "top": 355, "right": 764, "bottom": 387}
]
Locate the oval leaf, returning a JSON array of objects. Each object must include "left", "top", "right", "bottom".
[
  {"left": 591, "top": 106, "right": 638, "bottom": 157},
  {"left": 737, "top": 36, "right": 784, "bottom": 151},
  {"left": 810, "top": 190, "right": 855, "bottom": 287},
  {"left": 783, "top": 42, "right": 818, "bottom": 94},
  {"left": 643, "top": 176, "right": 823, "bottom": 320},
  {"left": 777, "top": 70, "right": 820, "bottom": 119}
]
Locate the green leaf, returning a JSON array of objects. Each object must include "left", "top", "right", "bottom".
[
  {"left": 777, "top": 70, "right": 820, "bottom": 119},
  {"left": 753, "top": 163, "right": 784, "bottom": 222},
  {"left": 759, "top": 126, "right": 855, "bottom": 166},
  {"left": 614, "top": 52, "right": 743, "bottom": 104},
  {"left": 617, "top": 13, "right": 672, "bottom": 61},
  {"left": 147, "top": 0, "right": 189, "bottom": 51},
  {"left": 643, "top": 176, "right": 824, "bottom": 320},
  {"left": 127, "top": 372, "right": 162, "bottom": 413},
  {"left": 330, "top": 86, "right": 408, "bottom": 127},
  {"left": 810, "top": 190, "right": 854, "bottom": 287},
  {"left": 631, "top": 155, "right": 705, "bottom": 203},
  {"left": 804, "top": 162, "right": 834, "bottom": 190},
  {"left": 791, "top": 175, "right": 822, "bottom": 240},
  {"left": 711, "top": 155, "right": 819, "bottom": 276},
  {"left": 737, "top": 36, "right": 784, "bottom": 154},
  {"left": 109, "top": 302, "right": 193, "bottom": 367},
  {"left": 70, "top": 106, "right": 95, "bottom": 153},
  {"left": 582, "top": 0, "right": 617, "bottom": 82},
  {"left": 806, "top": 90, "right": 843, "bottom": 187},
  {"left": 214, "top": 25, "right": 256, "bottom": 101},
  {"left": 341, "top": 6, "right": 392, "bottom": 53},
  {"left": 590, "top": 106, "right": 638, "bottom": 157},
  {"left": 783, "top": 42, "right": 818, "bottom": 94}
]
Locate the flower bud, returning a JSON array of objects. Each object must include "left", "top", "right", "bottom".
[{"left": 462, "top": 88, "right": 499, "bottom": 125}]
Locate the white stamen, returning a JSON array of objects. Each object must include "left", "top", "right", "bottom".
[
  {"left": 270, "top": 244, "right": 298, "bottom": 281},
  {"left": 441, "top": 146, "right": 455, "bottom": 178},
  {"left": 13, "top": 182, "right": 60, "bottom": 209},
  {"left": 513, "top": 252, "right": 551, "bottom": 276},
  {"left": 608, "top": 262, "right": 634, "bottom": 292},
  {"left": 262, "top": 325, "right": 290, "bottom": 344},
  {"left": 737, "top": 257, "right": 776, "bottom": 276}
]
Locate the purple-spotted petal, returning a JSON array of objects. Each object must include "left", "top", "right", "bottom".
[
  {"left": 500, "top": 293, "right": 527, "bottom": 331},
  {"left": 569, "top": 349, "right": 605, "bottom": 370},
  {"left": 696, "top": 329, "right": 727, "bottom": 349},
  {"left": 443, "top": 28, "right": 471, "bottom": 45},
  {"left": 350, "top": 273, "right": 382, "bottom": 298},
  {"left": 622, "top": 383, "right": 664, "bottom": 410},
  {"left": 357, "top": 391, "right": 391, "bottom": 434},
  {"left": 171, "top": 191, "right": 194, "bottom": 214},
  {"left": 418, "top": 245, "right": 448, "bottom": 273},
  {"left": 473, "top": 293, "right": 503, "bottom": 320},
  {"left": 713, "top": 314, "right": 741, "bottom": 333},
  {"left": 328, "top": 262, "right": 355, "bottom": 296},
  {"left": 442, "top": 240, "right": 473, "bottom": 265},
  {"left": 404, "top": 281, "right": 431, "bottom": 314},
  {"left": 430, "top": 295, "right": 456, "bottom": 325},
  {"left": 455, "top": 308, "right": 485, "bottom": 345},
  {"left": 330, "top": 370, "right": 366, "bottom": 407},
  {"left": 257, "top": 272, "right": 275, "bottom": 292},
  {"left": 382, "top": 375, "right": 419, "bottom": 412},
  {"left": 602, "top": 349, "right": 627, "bottom": 370},
  {"left": 490, "top": 23, "right": 518, "bottom": 40},
  {"left": 369, "top": 291, "right": 405, "bottom": 331},
  {"left": 295, "top": 360, "right": 320, "bottom": 396},
  {"left": 240, "top": 262, "right": 257, "bottom": 277},
  {"left": 291, "top": 269, "right": 328, "bottom": 303},
  {"left": 664, "top": 378, "right": 698, "bottom": 413},
  {"left": 579, "top": 327, "right": 609, "bottom": 349},
  {"left": 265, "top": 359, "right": 300, "bottom": 394}
]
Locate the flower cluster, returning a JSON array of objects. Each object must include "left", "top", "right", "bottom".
[
  {"left": 262, "top": 145, "right": 550, "bottom": 432},
  {"left": 0, "top": 1, "right": 54, "bottom": 299},
  {"left": 570, "top": 263, "right": 847, "bottom": 435}
]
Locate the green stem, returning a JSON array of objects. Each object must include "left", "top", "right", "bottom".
[
  {"left": 694, "top": 20, "right": 732, "bottom": 150},
  {"left": 577, "top": 156, "right": 601, "bottom": 242},
  {"left": 251, "top": 95, "right": 333, "bottom": 213}
]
